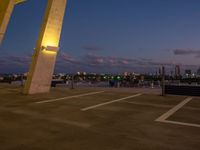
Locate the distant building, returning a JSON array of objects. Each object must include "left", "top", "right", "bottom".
[
  {"left": 185, "top": 69, "right": 192, "bottom": 76},
  {"left": 197, "top": 67, "right": 200, "bottom": 75},
  {"left": 124, "top": 72, "right": 128, "bottom": 76},
  {"left": 175, "top": 65, "right": 180, "bottom": 76},
  {"left": 170, "top": 70, "right": 173, "bottom": 76},
  {"left": 158, "top": 67, "right": 161, "bottom": 76}
]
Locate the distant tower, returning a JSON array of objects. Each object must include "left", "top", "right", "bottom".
[
  {"left": 158, "top": 67, "right": 161, "bottom": 76},
  {"left": 197, "top": 67, "right": 200, "bottom": 75},
  {"left": 175, "top": 65, "right": 180, "bottom": 76},
  {"left": 23, "top": 0, "right": 67, "bottom": 94},
  {"left": 0, "top": 0, "right": 26, "bottom": 44}
]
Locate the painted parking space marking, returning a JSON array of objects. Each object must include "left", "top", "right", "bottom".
[
  {"left": 156, "top": 97, "right": 193, "bottom": 121},
  {"left": 161, "top": 120, "right": 200, "bottom": 128},
  {"left": 155, "top": 97, "right": 200, "bottom": 128},
  {"left": 81, "top": 93, "right": 142, "bottom": 111},
  {"left": 0, "top": 107, "right": 91, "bottom": 128},
  {"left": 121, "top": 100, "right": 200, "bottom": 111},
  {"left": 35, "top": 91, "right": 105, "bottom": 104},
  {"left": 121, "top": 101, "right": 172, "bottom": 109}
]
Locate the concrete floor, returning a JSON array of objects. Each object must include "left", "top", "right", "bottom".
[{"left": 0, "top": 84, "right": 199, "bottom": 150}]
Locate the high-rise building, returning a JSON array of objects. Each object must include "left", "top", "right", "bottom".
[
  {"left": 197, "top": 67, "right": 200, "bottom": 75},
  {"left": 175, "top": 65, "right": 180, "bottom": 76},
  {"left": 158, "top": 67, "right": 161, "bottom": 76}
]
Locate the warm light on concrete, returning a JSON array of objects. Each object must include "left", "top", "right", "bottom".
[
  {"left": 15, "top": 0, "right": 26, "bottom": 5},
  {"left": 42, "top": 45, "right": 60, "bottom": 52},
  {"left": 24, "top": 0, "right": 67, "bottom": 94},
  {"left": 42, "top": 50, "right": 57, "bottom": 55}
]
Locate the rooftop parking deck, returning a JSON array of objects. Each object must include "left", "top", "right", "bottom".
[{"left": 0, "top": 84, "right": 199, "bottom": 150}]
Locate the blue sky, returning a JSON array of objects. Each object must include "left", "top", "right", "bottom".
[{"left": 1, "top": 0, "right": 200, "bottom": 73}]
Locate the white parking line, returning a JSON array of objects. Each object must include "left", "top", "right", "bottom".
[
  {"left": 121, "top": 101, "right": 200, "bottom": 111},
  {"left": 155, "top": 97, "right": 200, "bottom": 128},
  {"left": 155, "top": 97, "right": 193, "bottom": 121},
  {"left": 161, "top": 120, "right": 200, "bottom": 128},
  {"left": 81, "top": 93, "right": 142, "bottom": 111},
  {"left": 121, "top": 101, "right": 172, "bottom": 109},
  {"left": 0, "top": 107, "right": 91, "bottom": 128},
  {"left": 35, "top": 91, "right": 105, "bottom": 104}
]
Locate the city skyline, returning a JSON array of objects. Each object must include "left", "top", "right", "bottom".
[{"left": 1, "top": 0, "right": 200, "bottom": 73}]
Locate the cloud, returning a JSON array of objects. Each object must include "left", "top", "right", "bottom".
[
  {"left": 0, "top": 52, "right": 198, "bottom": 74},
  {"left": 8, "top": 55, "right": 31, "bottom": 65},
  {"left": 173, "top": 49, "right": 200, "bottom": 56},
  {"left": 83, "top": 53, "right": 174, "bottom": 68},
  {"left": 0, "top": 59, "right": 7, "bottom": 65},
  {"left": 81, "top": 45, "right": 104, "bottom": 51},
  {"left": 0, "top": 54, "right": 31, "bottom": 66},
  {"left": 0, "top": 54, "right": 32, "bottom": 73},
  {"left": 58, "top": 52, "right": 77, "bottom": 64}
]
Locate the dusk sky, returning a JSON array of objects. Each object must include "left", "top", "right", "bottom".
[{"left": 1, "top": 0, "right": 200, "bottom": 74}]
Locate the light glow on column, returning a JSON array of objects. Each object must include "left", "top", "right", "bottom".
[{"left": 41, "top": 45, "right": 59, "bottom": 55}]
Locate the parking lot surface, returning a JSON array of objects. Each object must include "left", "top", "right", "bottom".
[{"left": 0, "top": 84, "right": 199, "bottom": 150}]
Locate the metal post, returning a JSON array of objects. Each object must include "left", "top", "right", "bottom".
[
  {"left": 71, "top": 75, "right": 74, "bottom": 89},
  {"left": 21, "top": 74, "right": 23, "bottom": 87},
  {"left": 162, "top": 66, "right": 165, "bottom": 96}
]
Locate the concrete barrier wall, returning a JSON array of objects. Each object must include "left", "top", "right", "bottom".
[{"left": 165, "top": 85, "right": 200, "bottom": 96}]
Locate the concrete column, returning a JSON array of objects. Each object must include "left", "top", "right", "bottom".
[
  {"left": 0, "top": 0, "right": 26, "bottom": 44},
  {"left": 24, "top": 0, "right": 67, "bottom": 94},
  {"left": 0, "top": 0, "right": 15, "bottom": 44}
]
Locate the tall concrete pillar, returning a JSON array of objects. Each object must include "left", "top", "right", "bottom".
[
  {"left": 23, "top": 0, "right": 67, "bottom": 94},
  {"left": 0, "top": 0, "right": 26, "bottom": 44}
]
